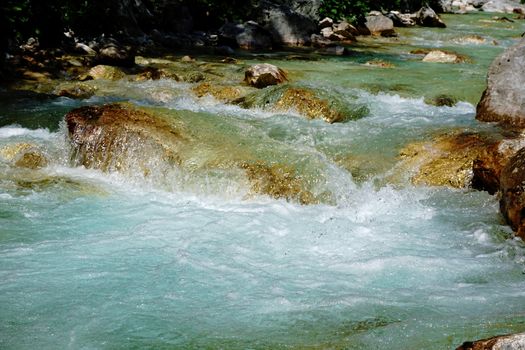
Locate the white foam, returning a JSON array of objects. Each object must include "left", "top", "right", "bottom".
[{"left": 0, "top": 125, "right": 54, "bottom": 140}]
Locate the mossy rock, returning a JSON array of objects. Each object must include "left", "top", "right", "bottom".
[
  {"left": 424, "top": 94, "right": 458, "bottom": 107},
  {"left": 237, "top": 85, "right": 368, "bottom": 123}
]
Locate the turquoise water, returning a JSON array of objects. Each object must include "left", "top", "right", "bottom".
[{"left": 1, "top": 12, "right": 525, "bottom": 349}]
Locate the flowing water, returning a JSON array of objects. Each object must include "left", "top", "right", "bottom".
[{"left": 1, "top": 13, "right": 525, "bottom": 349}]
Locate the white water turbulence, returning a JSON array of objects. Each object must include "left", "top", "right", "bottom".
[{"left": 2, "top": 12, "right": 525, "bottom": 350}]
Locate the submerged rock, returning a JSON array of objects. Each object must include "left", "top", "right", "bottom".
[
  {"left": 0, "top": 143, "right": 48, "bottom": 169},
  {"left": 457, "top": 332, "right": 525, "bottom": 350},
  {"left": 424, "top": 94, "right": 458, "bottom": 106},
  {"left": 422, "top": 50, "right": 470, "bottom": 63},
  {"left": 241, "top": 162, "right": 315, "bottom": 204},
  {"left": 244, "top": 64, "right": 287, "bottom": 88},
  {"left": 237, "top": 85, "right": 368, "bottom": 123},
  {"left": 476, "top": 37, "right": 525, "bottom": 126}
]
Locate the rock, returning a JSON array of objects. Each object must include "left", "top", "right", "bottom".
[
  {"left": 319, "top": 17, "right": 333, "bottom": 29},
  {"left": 500, "top": 149, "right": 525, "bottom": 238},
  {"left": 0, "top": 143, "right": 48, "bottom": 169},
  {"left": 387, "top": 11, "right": 416, "bottom": 27},
  {"left": 476, "top": 37, "right": 525, "bottom": 126},
  {"left": 415, "top": 5, "right": 447, "bottom": 27},
  {"left": 65, "top": 103, "right": 328, "bottom": 204},
  {"left": 94, "top": 42, "right": 135, "bottom": 67},
  {"left": 365, "top": 59, "right": 395, "bottom": 68},
  {"left": 192, "top": 82, "right": 244, "bottom": 102},
  {"left": 258, "top": 2, "right": 317, "bottom": 46},
  {"left": 453, "top": 34, "right": 486, "bottom": 44},
  {"left": 333, "top": 20, "right": 359, "bottom": 39},
  {"left": 135, "top": 67, "right": 176, "bottom": 81},
  {"left": 80, "top": 65, "right": 126, "bottom": 81},
  {"left": 435, "top": 0, "right": 454, "bottom": 13},
  {"left": 273, "top": 87, "right": 346, "bottom": 123},
  {"left": 180, "top": 55, "right": 195, "bottom": 63},
  {"left": 457, "top": 332, "right": 525, "bottom": 350},
  {"left": 244, "top": 64, "right": 287, "bottom": 88},
  {"left": 422, "top": 50, "right": 468, "bottom": 63},
  {"left": 321, "top": 27, "right": 334, "bottom": 38},
  {"left": 311, "top": 34, "right": 333, "bottom": 47},
  {"left": 362, "top": 14, "right": 396, "bottom": 37},
  {"left": 219, "top": 21, "right": 273, "bottom": 50},
  {"left": 396, "top": 132, "right": 506, "bottom": 189},
  {"left": 75, "top": 43, "right": 97, "bottom": 55},
  {"left": 56, "top": 82, "right": 97, "bottom": 99},
  {"left": 424, "top": 94, "right": 458, "bottom": 106},
  {"left": 241, "top": 162, "right": 314, "bottom": 204},
  {"left": 214, "top": 45, "right": 235, "bottom": 56},
  {"left": 237, "top": 85, "right": 368, "bottom": 123},
  {"left": 482, "top": 0, "right": 525, "bottom": 13}
]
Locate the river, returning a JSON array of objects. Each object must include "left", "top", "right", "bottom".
[{"left": 1, "top": 13, "right": 525, "bottom": 349}]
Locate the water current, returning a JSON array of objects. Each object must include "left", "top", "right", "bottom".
[{"left": 1, "top": 13, "right": 525, "bottom": 349}]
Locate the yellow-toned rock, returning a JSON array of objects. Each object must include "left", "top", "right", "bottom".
[
  {"left": 241, "top": 162, "right": 315, "bottom": 204},
  {"left": 274, "top": 87, "right": 344, "bottom": 123},
  {"left": 0, "top": 143, "right": 48, "bottom": 169},
  {"left": 80, "top": 65, "right": 126, "bottom": 81},
  {"left": 192, "top": 82, "right": 243, "bottom": 102}
]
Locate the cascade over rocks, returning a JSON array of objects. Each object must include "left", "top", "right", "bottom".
[
  {"left": 476, "top": 36, "right": 525, "bottom": 126},
  {"left": 65, "top": 103, "right": 331, "bottom": 204}
]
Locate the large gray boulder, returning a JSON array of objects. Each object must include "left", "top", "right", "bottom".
[
  {"left": 258, "top": 1, "right": 317, "bottom": 46},
  {"left": 218, "top": 22, "right": 273, "bottom": 50},
  {"left": 476, "top": 37, "right": 525, "bottom": 126},
  {"left": 361, "top": 14, "right": 396, "bottom": 37}
]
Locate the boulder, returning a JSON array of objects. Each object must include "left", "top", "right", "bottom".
[
  {"left": 500, "top": 148, "right": 525, "bottom": 238},
  {"left": 361, "top": 14, "right": 396, "bottom": 37},
  {"left": 319, "top": 17, "right": 333, "bottom": 29},
  {"left": 395, "top": 131, "right": 518, "bottom": 190},
  {"left": 310, "top": 34, "right": 333, "bottom": 47},
  {"left": 94, "top": 42, "right": 135, "bottom": 67},
  {"left": 321, "top": 27, "right": 334, "bottom": 38},
  {"left": 476, "top": 37, "right": 525, "bottom": 126},
  {"left": 244, "top": 64, "right": 287, "bottom": 88},
  {"left": 415, "top": 5, "right": 447, "bottom": 27},
  {"left": 80, "top": 65, "right": 126, "bottom": 81},
  {"left": 424, "top": 94, "right": 458, "bottom": 106},
  {"left": 457, "top": 332, "right": 525, "bottom": 350},
  {"left": 258, "top": 2, "right": 317, "bottom": 46},
  {"left": 65, "top": 103, "right": 329, "bottom": 204},
  {"left": 387, "top": 11, "right": 416, "bottom": 27},
  {"left": 219, "top": 22, "right": 273, "bottom": 50},
  {"left": 333, "top": 21, "right": 359, "bottom": 38}
]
